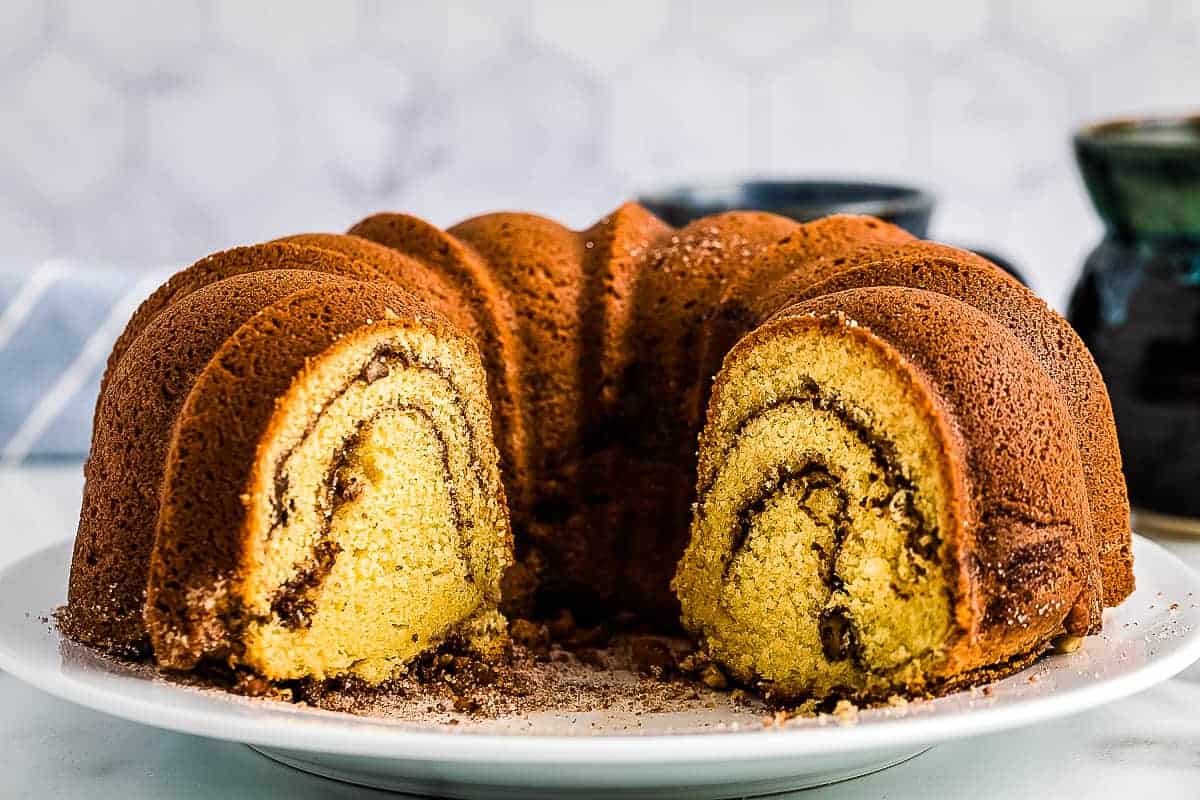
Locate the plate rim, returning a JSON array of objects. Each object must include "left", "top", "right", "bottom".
[{"left": 2, "top": 534, "right": 1199, "bottom": 765}]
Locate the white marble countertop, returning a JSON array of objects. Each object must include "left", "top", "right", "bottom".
[{"left": 4, "top": 464, "right": 1200, "bottom": 799}]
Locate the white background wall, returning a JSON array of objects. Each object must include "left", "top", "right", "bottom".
[{"left": 2, "top": 0, "right": 1198, "bottom": 307}]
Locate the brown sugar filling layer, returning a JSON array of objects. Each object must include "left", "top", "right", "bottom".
[
  {"left": 268, "top": 400, "right": 473, "bottom": 631},
  {"left": 262, "top": 341, "right": 482, "bottom": 630},
  {"left": 675, "top": 316, "right": 959, "bottom": 701},
  {"left": 237, "top": 327, "right": 510, "bottom": 684}
]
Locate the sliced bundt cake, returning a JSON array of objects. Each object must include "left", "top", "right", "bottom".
[{"left": 66, "top": 202, "right": 1130, "bottom": 699}]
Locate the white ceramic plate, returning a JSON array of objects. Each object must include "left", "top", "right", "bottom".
[{"left": 2, "top": 536, "right": 1198, "bottom": 799}]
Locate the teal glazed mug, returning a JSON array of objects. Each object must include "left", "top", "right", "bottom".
[{"left": 1068, "top": 115, "right": 1200, "bottom": 533}]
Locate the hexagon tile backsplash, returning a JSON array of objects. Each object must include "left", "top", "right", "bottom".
[{"left": 2, "top": 0, "right": 1199, "bottom": 309}]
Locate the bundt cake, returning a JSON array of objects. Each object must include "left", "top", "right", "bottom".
[{"left": 64, "top": 202, "right": 1131, "bottom": 702}]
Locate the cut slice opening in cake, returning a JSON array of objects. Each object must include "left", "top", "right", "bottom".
[
  {"left": 674, "top": 313, "right": 963, "bottom": 701},
  {"left": 232, "top": 325, "right": 510, "bottom": 683}
]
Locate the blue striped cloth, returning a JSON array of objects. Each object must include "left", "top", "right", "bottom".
[{"left": 0, "top": 264, "right": 168, "bottom": 464}]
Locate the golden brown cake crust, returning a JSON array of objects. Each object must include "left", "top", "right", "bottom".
[
  {"left": 721, "top": 214, "right": 916, "bottom": 323},
  {"left": 100, "top": 243, "right": 386, "bottom": 404},
  {"left": 571, "top": 204, "right": 677, "bottom": 613}
]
